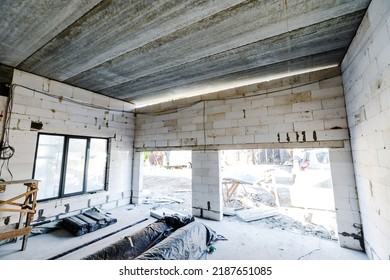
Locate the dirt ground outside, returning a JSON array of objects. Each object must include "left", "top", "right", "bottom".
[{"left": 142, "top": 166, "right": 338, "bottom": 241}]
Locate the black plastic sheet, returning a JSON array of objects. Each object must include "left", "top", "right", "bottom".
[
  {"left": 83, "top": 219, "right": 173, "bottom": 260},
  {"left": 135, "top": 221, "right": 225, "bottom": 260}
]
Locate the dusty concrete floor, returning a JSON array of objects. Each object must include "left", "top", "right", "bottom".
[
  {"left": 0, "top": 167, "right": 367, "bottom": 260},
  {"left": 0, "top": 203, "right": 367, "bottom": 260}
]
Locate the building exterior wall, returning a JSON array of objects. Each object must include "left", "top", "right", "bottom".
[
  {"left": 0, "top": 70, "right": 135, "bottom": 225},
  {"left": 341, "top": 0, "right": 390, "bottom": 259}
]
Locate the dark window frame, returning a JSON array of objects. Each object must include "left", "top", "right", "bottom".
[{"left": 32, "top": 133, "right": 110, "bottom": 202}]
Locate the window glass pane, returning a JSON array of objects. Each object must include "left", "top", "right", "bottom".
[
  {"left": 64, "top": 138, "right": 87, "bottom": 194},
  {"left": 87, "top": 138, "right": 108, "bottom": 192},
  {"left": 34, "top": 135, "right": 64, "bottom": 200}
]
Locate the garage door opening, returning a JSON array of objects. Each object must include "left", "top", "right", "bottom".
[
  {"left": 221, "top": 148, "right": 338, "bottom": 240},
  {"left": 142, "top": 151, "right": 192, "bottom": 215}
]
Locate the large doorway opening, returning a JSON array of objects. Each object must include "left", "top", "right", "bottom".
[
  {"left": 221, "top": 148, "right": 338, "bottom": 240},
  {"left": 142, "top": 151, "right": 192, "bottom": 215}
]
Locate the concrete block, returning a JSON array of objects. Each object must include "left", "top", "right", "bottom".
[
  {"left": 166, "top": 139, "right": 180, "bottom": 147},
  {"left": 245, "top": 108, "right": 268, "bottom": 118},
  {"left": 238, "top": 117, "right": 259, "bottom": 127},
  {"left": 315, "top": 129, "right": 349, "bottom": 141},
  {"left": 284, "top": 111, "right": 313, "bottom": 122},
  {"left": 292, "top": 82, "right": 319, "bottom": 93},
  {"left": 49, "top": 80, "right": 74, "bottom": 99},
  {"left": 311, "top": 86, "right": 344, "bottom": 100},
  {"left": 107, "top": 192, "right": 123, "bottom": 202},
  {"left": 336, "top": 206, "right": 362, "bottom": 223},
  {"left": 73, "top": 87, "right": 93, "bottom": 103},
  {"left": 293, "top": 120, "right": 324, "bottom": 131},
  {"left": 207, "top": 112, "right": 226, "bottom": 122},
  {"left": 333, "top": 184, "right": 358, "bottom": 200},
  {"left": 213, "top": 136, "right": 233, "bottom": 145},
  {"left": 319, "top": 76, "right": 343, "bottom": 89},
  {"left": 25, "top": 107, "right": 54, "bottom": 119},
  {"left": 313, "top": 108, "right": 346, "bottom": 120},
  {"left": 213, "top": 119, "right": 232, "bottom": 129},
  {"left": 335, "top": 197, "right": 360, "bottom": 212},
  {"left": 192, "top": 208, "right": 222, "bottom": 221},
  {"left": 230, "top": 101, "right": 252, "bottom": 111},
  {"left": 245, "top": 125, "right": 268, "bottom": 135},
  {"left": 324, "top": 118, "right": 348, "bottom": 129},
  {"left": 92, "top": 94, "right": 110, "bottom": 108},
  {"left": 212, "top": 104, "right": 231, "bottom": 114},
  {"left": 376, "top": 36, "right": 390, "bottom": 72},
  {"left": 273, "top": 91, "right": 310, "bottom": 106},
  {"left": 226, "top": 127, "right": 246, "bottom": 136},
  {"left": 181, "top": 124, "right": 196, "bottom": 132},
  {"left": 101, "top": 201, "right": 118, "bottom": 210},
  {"left": 268, "top": 104, "right": 292, "bottom": 115},
  {"left": 67, "top": 103, "right": 89, "bottom": 116},
  {"left": 233, "top": 135, "right": 255, "bottom": 144},
  {"left": 321, "top": 96, "right": 345, "bottom": 109},
  {"left": 378, "top": 149, "right": 390, "bottom": 168},
  {"left": 12, "top": 104, "right": 26, "bottom": 114},
  {"left": 255, "top": 133, "right": 278, "bottom": 143},
  {"left": 117, "top": 198, "right": 131, "bottom": 207},
  {"left": 292, "top": 100, "right": 322, "bottom": 112},
  {"left": 10, "top": 118, "right": 31, "bottom": 130},
  {"left": 259, "top": 115, "right": 284, "bottom": 124},
  {"left": 13, "top": 70, "right": 49, "bottom": 93},
  {"left": 181, "top": 138, "right": 197, "bottom": 146},
  {"left": 368, "top": 23, "right": 390, "bottom": 62},
  {"left": 251, "top": 97, "right": 274, "bottom": 108},
  {"left": 201, "top": 176, "right": 219, "bottom": 185},
  {"left": 269, "top": 122, "right": 293, "bottom": 133},
  {"left": 89, "top": 195, "right": 108, "bottom": 207}
]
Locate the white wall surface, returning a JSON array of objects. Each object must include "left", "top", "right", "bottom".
[
  {"left": 0, "top": 70, "right": 135, "bottom": 225},
  {"left": 341, "top": 0, "right": 390, "bottom": 259}
]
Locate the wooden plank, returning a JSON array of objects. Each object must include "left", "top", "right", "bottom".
[
  {"left": 0, "top": 179, "right": 39, "bottom": 185},
  {"left": 0, "top": 189, "right": 37, "bottom": 207},
  {"left": 0, "top": 226, "right": 31, "bottom": 241},
  {"left": 0, "top": 208, "right": 34, "bottom": 213}
]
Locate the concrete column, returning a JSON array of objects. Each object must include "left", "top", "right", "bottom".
[
  {"left": 192, "top": 150, "right": 223, "bottom": 221},
  {"left": 329, "top": 141, "right": 364, "bottom": 251},
  {"left": 131, "top": 151, "right": 144, "bottom": 204}
]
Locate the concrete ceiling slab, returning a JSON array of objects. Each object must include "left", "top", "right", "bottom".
[{"left": 0, "top": 0, "right": 371, "bottom": 107}]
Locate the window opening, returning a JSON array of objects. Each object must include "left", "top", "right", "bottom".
[
  {"left": 33, "top": 133, "right": 109, "bottom": 201},
  {"left": 142, "top": 151, "right": 192, "bottom": 215},
  {"left": 221, "top": 148, "right": 337, "bottom": 241}
]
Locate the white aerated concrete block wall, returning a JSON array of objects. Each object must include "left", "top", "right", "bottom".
[
  {"left": 0, "top": 70, "right": 135, "bottom": 225},
  {"left": 135, "top": 67, "right": 349, "bottom": 151},
  {"left": 131, "top": 151, "right": 144, "bottom": 204},
  {"left": 341, "top": 0, "right": 390, "bottom": 259},
  {"left": 192, "top": 150, "right": 223, "bottom": 221},
  {"left": 329, "top": 141, "right": 363, "bottom": 250},
  {"left": 135, "top": 67, "right": 361, "bottom": 240}
]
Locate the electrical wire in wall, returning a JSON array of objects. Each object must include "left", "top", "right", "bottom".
[
  {"left": 135, "top": 72, "right": 341, "bottom": 117},
  {"left": 0, "top": 84, "right": 15, "bottom": 183}
]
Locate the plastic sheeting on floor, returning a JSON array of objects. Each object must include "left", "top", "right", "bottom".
[
  {"left": 83, "top": 214, "right": 195, "bottom": 260},
  {"left": 135, "top": 221, "right": 226, "bottom": 260}
]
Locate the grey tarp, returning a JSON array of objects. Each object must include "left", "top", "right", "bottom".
[
  {"left": 83, "top": 215, "right": 195, "bottom": 260},
  {"left": 135, "top": 221, "right": 225, "bottom": 260}
]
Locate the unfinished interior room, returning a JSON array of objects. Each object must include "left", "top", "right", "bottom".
[{"left": 0, "top": 0, "right": 389, "bottom": 260}]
